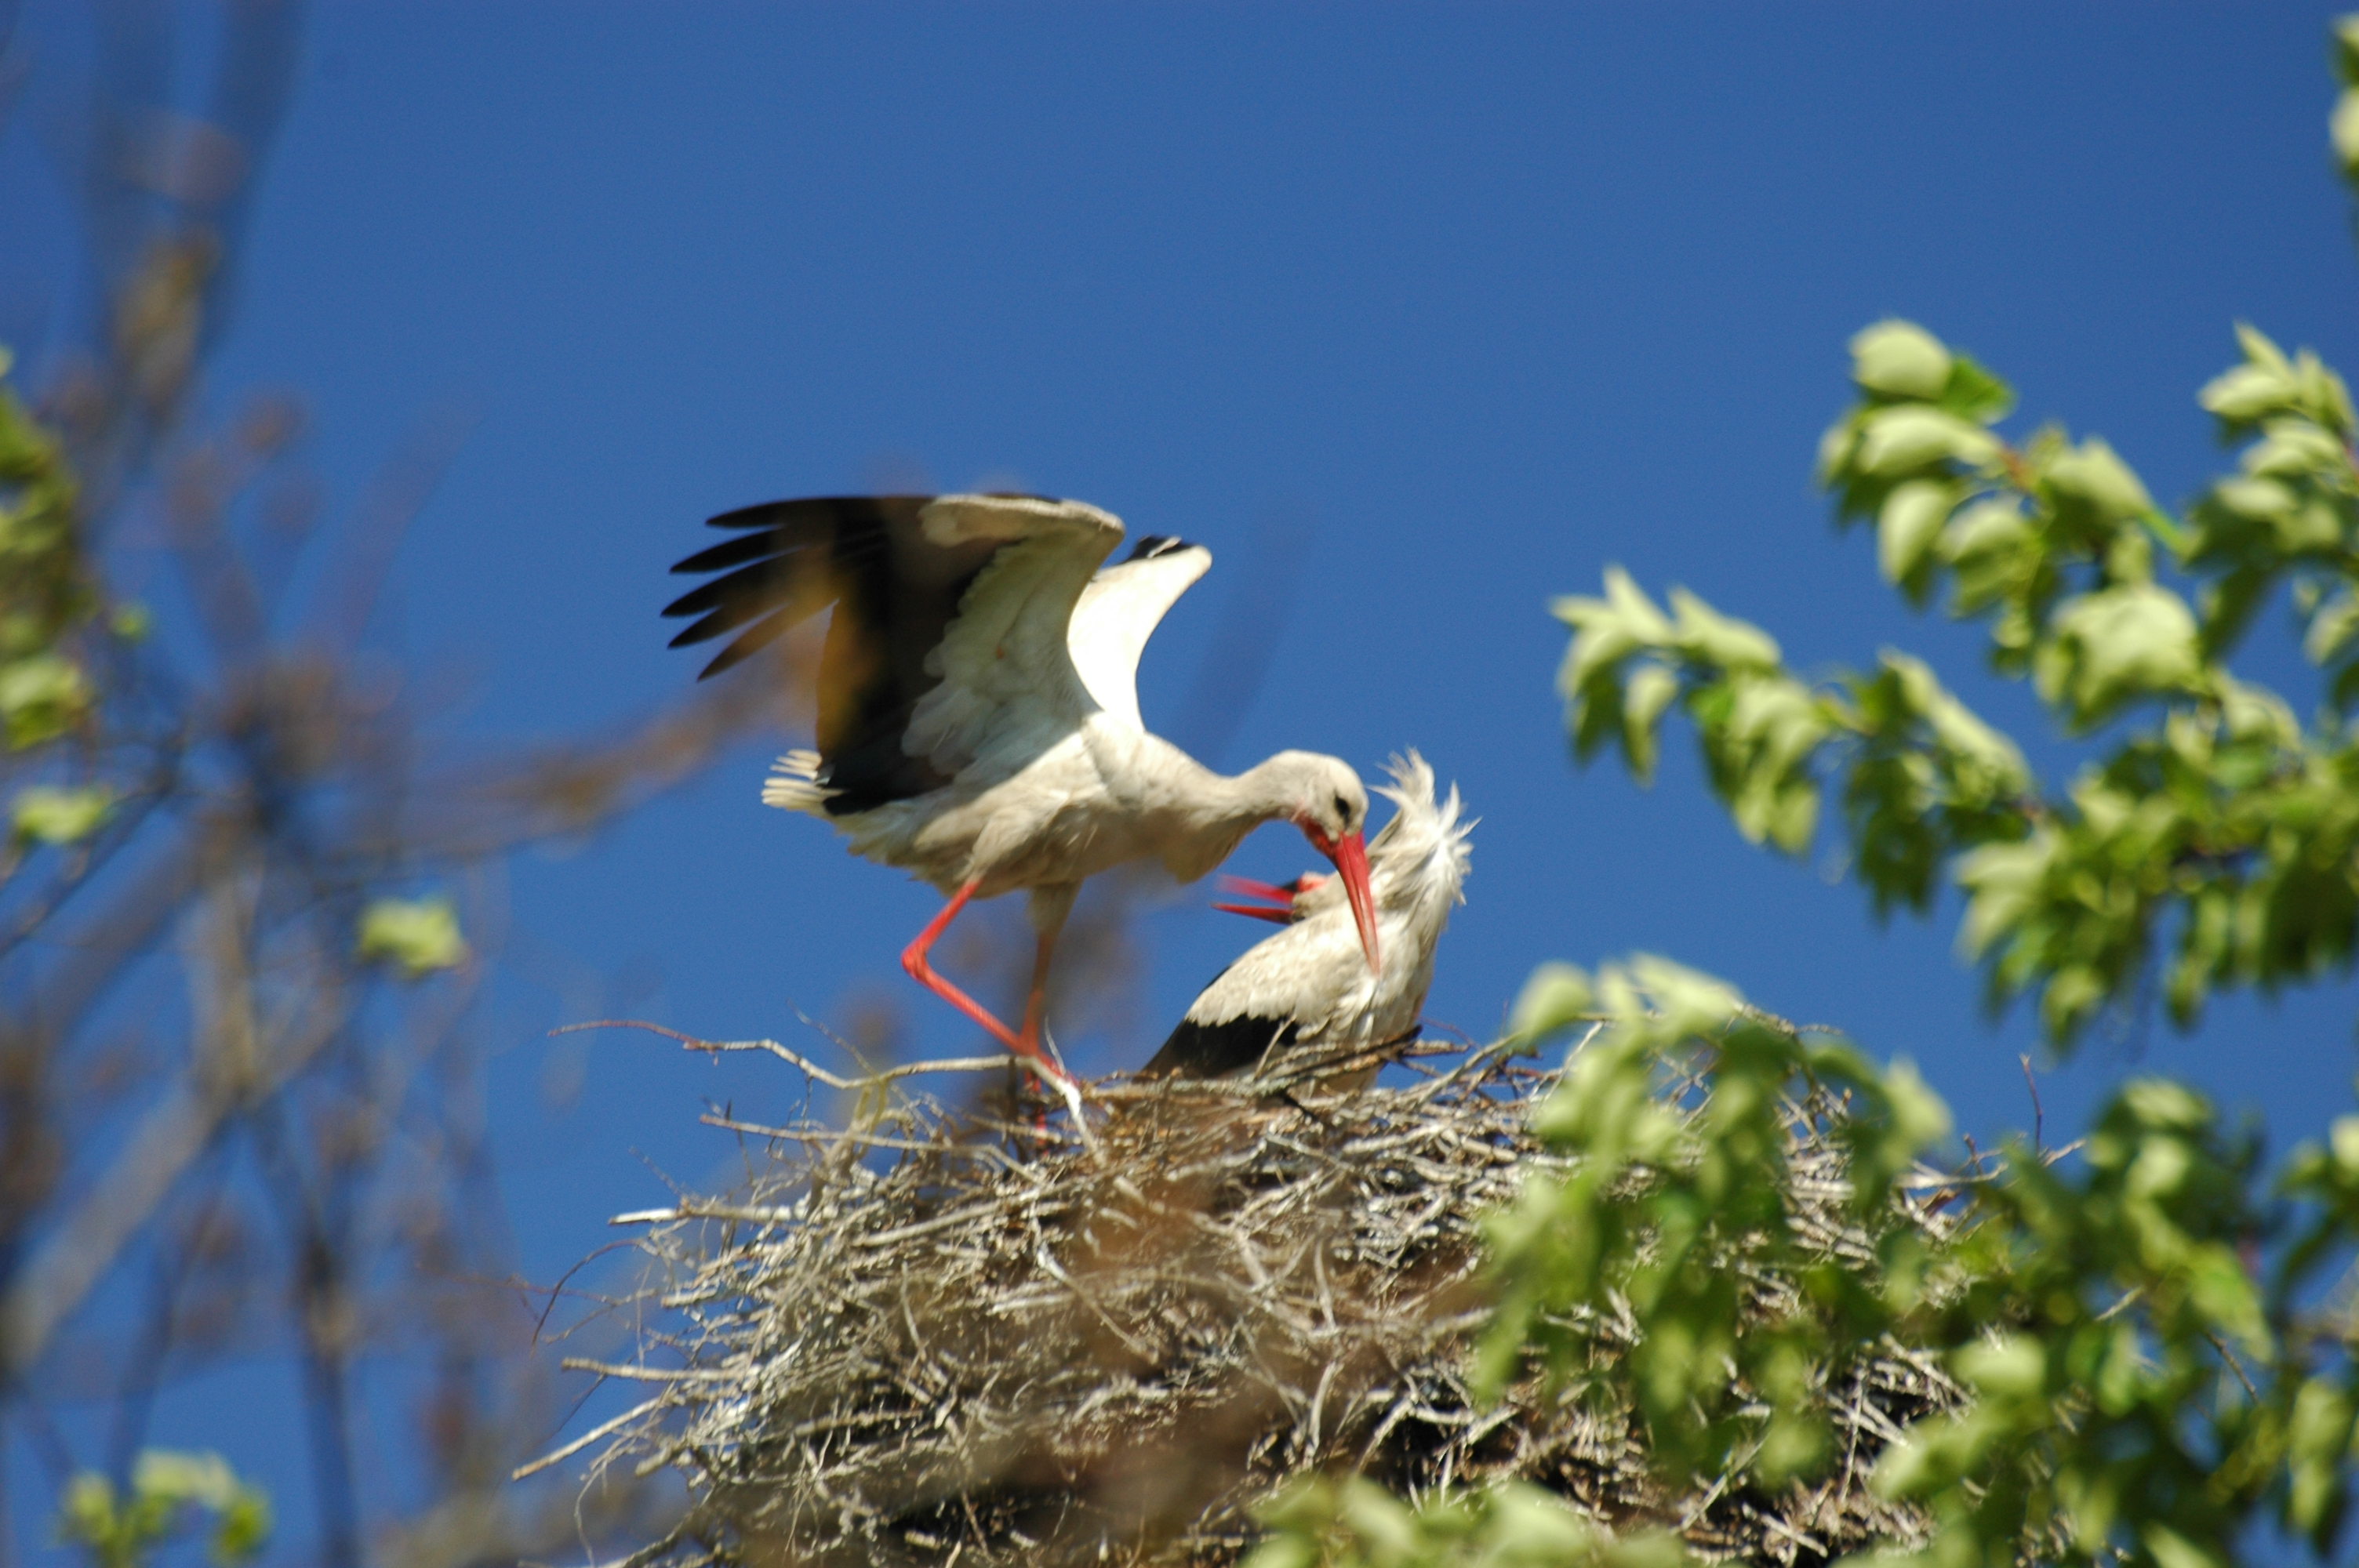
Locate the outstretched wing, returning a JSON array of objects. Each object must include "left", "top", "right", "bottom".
[
  {"left": 663, "top": 493, "right": 1122, "bottom": 814},
  {"left": 1065, "top": 535, "right": 1212, "bottom": 731}
]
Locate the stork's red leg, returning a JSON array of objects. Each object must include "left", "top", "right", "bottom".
[
  {"left": 901, "top": 880, "right": 1075, "bottom": 1088},
  {"left": 1012, "top": 930, "right": 1067, "bottom": 1134},
  {"left": 1019, "top": 927, "right": 1056, "bottom": 1054}
]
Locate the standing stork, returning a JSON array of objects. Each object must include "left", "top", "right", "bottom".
[
  {"left": 1141, "top": 752, "right": 1470, "bottom": 1086},
  {"left": 661, "top": 493, "right": 1379, "bottom": 1099}
]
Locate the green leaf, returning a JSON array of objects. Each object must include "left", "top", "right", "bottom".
[
  {"left": 2215, "top": 673, "right": 2297, "bottom": 746},
  {"left": 1335, "top": 1477, "right": 1420, "bottom": 1561},
  {"left": 1598, "top": 566, "right": 1677, "bottom": 644},
  {"left": 1251, "top": 1474, "right": 1337, "bottom": 1536},
  {"left": 2037, "top": 583, "right": 2204, "bottom": 722},
  {"left": 1938, "top": 352, "right": 2016, "bottom": 423},
  {"left": 0, "top": 653, "right": 89, "bottom": 749},
  {"left": 2142, "top": 1523, "right": 2226, "bottom": 1568},
  {"left": 1953, "top": 1334, "right": 2045, "bottom": 1401},
  {"left": 1816, "top": 415, "right": 1861, "bottom": 488},
  {"left": 1555, "top": 568, "right": 1677, "bottom": 696},
  {"left": 1238, "top": 1539, "right": 1317, "bottom": 1568},
  {"left": 130, "top": 1452, "right": 237, "bottom": 1512},
  {"left": 1883, "top": 652, "right": 2030, "bottom": 797},
  {"left": 1851, "top": 320, "right": 1953, "bottom": 401},
  {"left": 2284, "top": 1379, "right": 2354, "bottom": 1534},
  {"left": 1876, "top": 479, "right": 1956, "bottom": 592},
  {"left": 355, "top": 897, "right": 467, "bottom": 978},
  {"left": 1474, "top": 1485, "right": 1598, "bottom": 1566},
  {"left": 2245, "top": 419, "right": 2346, "bottom": 479},
  {"left": 2206, "top": 475, "right": 2296, "bottom": 525},
  {"left": 1626, "top": 953, "right": 1745, "bottom": 1041},
  {"left": 208, "top": 1490, "right": 271, "bottom": 1568},
  {"left": 2330, "top": 1113, "right": 2359, "bottom": 1180},
  {"left": 1853, "top": 406, "right": 2001, "bottom": 477},
  {"left": 1507, "top": 963, "right": 1594, "bottom": 1046},
  {"left": 12, "top": 784, "right": 114, "bottom": 846},
  {"left": 2234, "top": 320, "right": 2292, "bottom": 377},
  {"left": 2201, "top": 326, "right": 2303, "bottom": 428},
  {"left": 1955, "top": 832, "right": 2055, "bottom": 956},
  {"left": 1877, "top": 1058, "right": 1954, "bottom": 1160},
  {"left": 1669, "top": 587, "right": 1783, "bottom": 670},
  {"left": 2045, "top": 437, "right": 2154, "bottom": 524},
  {"left": 2302, "top": 589, "right": 2359, "bottom": 665},
  {"left": 2183, "top": 1242, "right": 2268, "bottom": 1354},
  {"left": 55, "top": 1452, "right": 268, "bottom": 1568},
  {"left": 56, "top": 1474, "right": 119, "bottom": 1557},
  {"left": 2199, "top": 363, "right": 2292, "bottom": 425},
  {"left": 1623, "top": 662, "right": 1679, "bottom": 782}
]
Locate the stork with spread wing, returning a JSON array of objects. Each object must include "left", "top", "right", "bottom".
[{"left": 663, "top": 493, "right": 1378, "bottom": 1098}]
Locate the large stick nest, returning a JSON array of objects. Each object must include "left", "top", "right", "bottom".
[{"left": 569, "top": 1037, "right": 1965, "bottom": 1567}]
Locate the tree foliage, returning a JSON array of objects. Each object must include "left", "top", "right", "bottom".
[
  {"left": 1267, "top": 955, "right": 2359, "bottom": 1568},
  {"left": 1246, "top": 1476, "right": 1678, "bottom": 1568},
  {"left": 1483, "top": 962, "right": 1950, "bottom": 1492},
  {"left": 55, "top": 1450, "right": 271, "bottom": 1568},
  {"left": 1505, "top": 971, "right": 2354, "bottom": 1568},
  {"left": 1263, "top": 17, "right": 2359, "bottom": 1568},
  {"left": 1556, "top": 303, "right": 2359, "bottom": 1046},
  {"left": 0, "top": 346, "right": 100, "bottom": 756}
]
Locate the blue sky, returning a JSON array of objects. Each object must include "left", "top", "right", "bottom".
[{"left": 7, "top": 3, "right": 2359, "bottom": 1559}]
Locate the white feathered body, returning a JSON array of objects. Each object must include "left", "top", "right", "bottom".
[{"left": 772, "top": 725, "right": 1263, "bottom": 898}]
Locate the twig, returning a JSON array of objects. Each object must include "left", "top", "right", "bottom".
[
  {"left": 2205, "top": 1330, "right": 2261, "bottom": 1404},
  {"left": 2019, "top": 1054, "right": 2043, "bottom": 1154},
  {"left": 554, "top": 1019, "right": 1015, "bottom": 1089},
  {"left": 512, "top": 1397, "right": 664, "bottom": 1482},
  {"left": 558, "top": 1359, "right": 732, "bottom": 1384}
]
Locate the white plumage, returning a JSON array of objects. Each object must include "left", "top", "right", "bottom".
[
  {"left": 664, "top": 493, "right": 1380, "bottom": 1095},
  {"left": 1063, "top": 536, "right": 1215, "bottom": 731},
  {"left": 1143, "top": 753, "right": 1471, "bottom": 1085}
]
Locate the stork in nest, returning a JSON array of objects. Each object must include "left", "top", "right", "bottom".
[{"left": 1144, "top": 751, "right": 1471, "bottom": 1089}]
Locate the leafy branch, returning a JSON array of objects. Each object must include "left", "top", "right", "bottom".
[
  {"left": 1554, "top": 316, "right": 2359, "bottom": 1046},
  {"left": 55, "top": 1450, "right": 269, "bottom": 1568},
  {"left": 1474, "top": 964, "right": 2359, "bottom": 1568}
]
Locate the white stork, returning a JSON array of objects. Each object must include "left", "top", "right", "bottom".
[
  {"left": 662, "top": 492, "right": 1380, "bottom": 1096},
  {"left": 1141, "top": 752, "right": 1470, "bottom": 1085}
]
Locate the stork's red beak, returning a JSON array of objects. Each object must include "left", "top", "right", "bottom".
[
  {"left": 1329, "top": 829, "right": 1381, "bottom": 974},
  {"left": 1212, "top": 875, "right": 1302, "bottom": 924}
]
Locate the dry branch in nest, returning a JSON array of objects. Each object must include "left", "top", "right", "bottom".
[{"left": 562, "top": 1036, "right": 1968, "bottom": 1567}]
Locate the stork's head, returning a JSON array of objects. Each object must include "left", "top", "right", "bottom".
[{"left": 1263, "top": 752, "right": 1379, "bottom": 973}]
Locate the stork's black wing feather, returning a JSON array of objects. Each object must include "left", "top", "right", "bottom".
[
  {"left": 662, "top": 495, "right": 1003, "bottom": 813},
  {"left": 667, "top": 531, "right": 783, "bottom": 580},
  {"left": 1139, "top": 1010, "right": 1299, "bottom": 1080},
  {"left": 706, "top": 501, "right": 800, "bottom": 530}
]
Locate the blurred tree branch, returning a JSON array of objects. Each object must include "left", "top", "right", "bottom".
[{"left": 0, "top": 5, "right": 791, "bottom": 1566}]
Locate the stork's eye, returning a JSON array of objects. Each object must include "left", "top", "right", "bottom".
[{"left": 1333, "top": 793, "right": 1350, "bottom": 820}]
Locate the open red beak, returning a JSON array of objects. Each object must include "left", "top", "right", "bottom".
[
  {"left": 1329, "top": 829, "right": 1381, "bottom": 974},
  {"left": 1212, "top": 875, "right": 1302, "bottom": 924}
]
